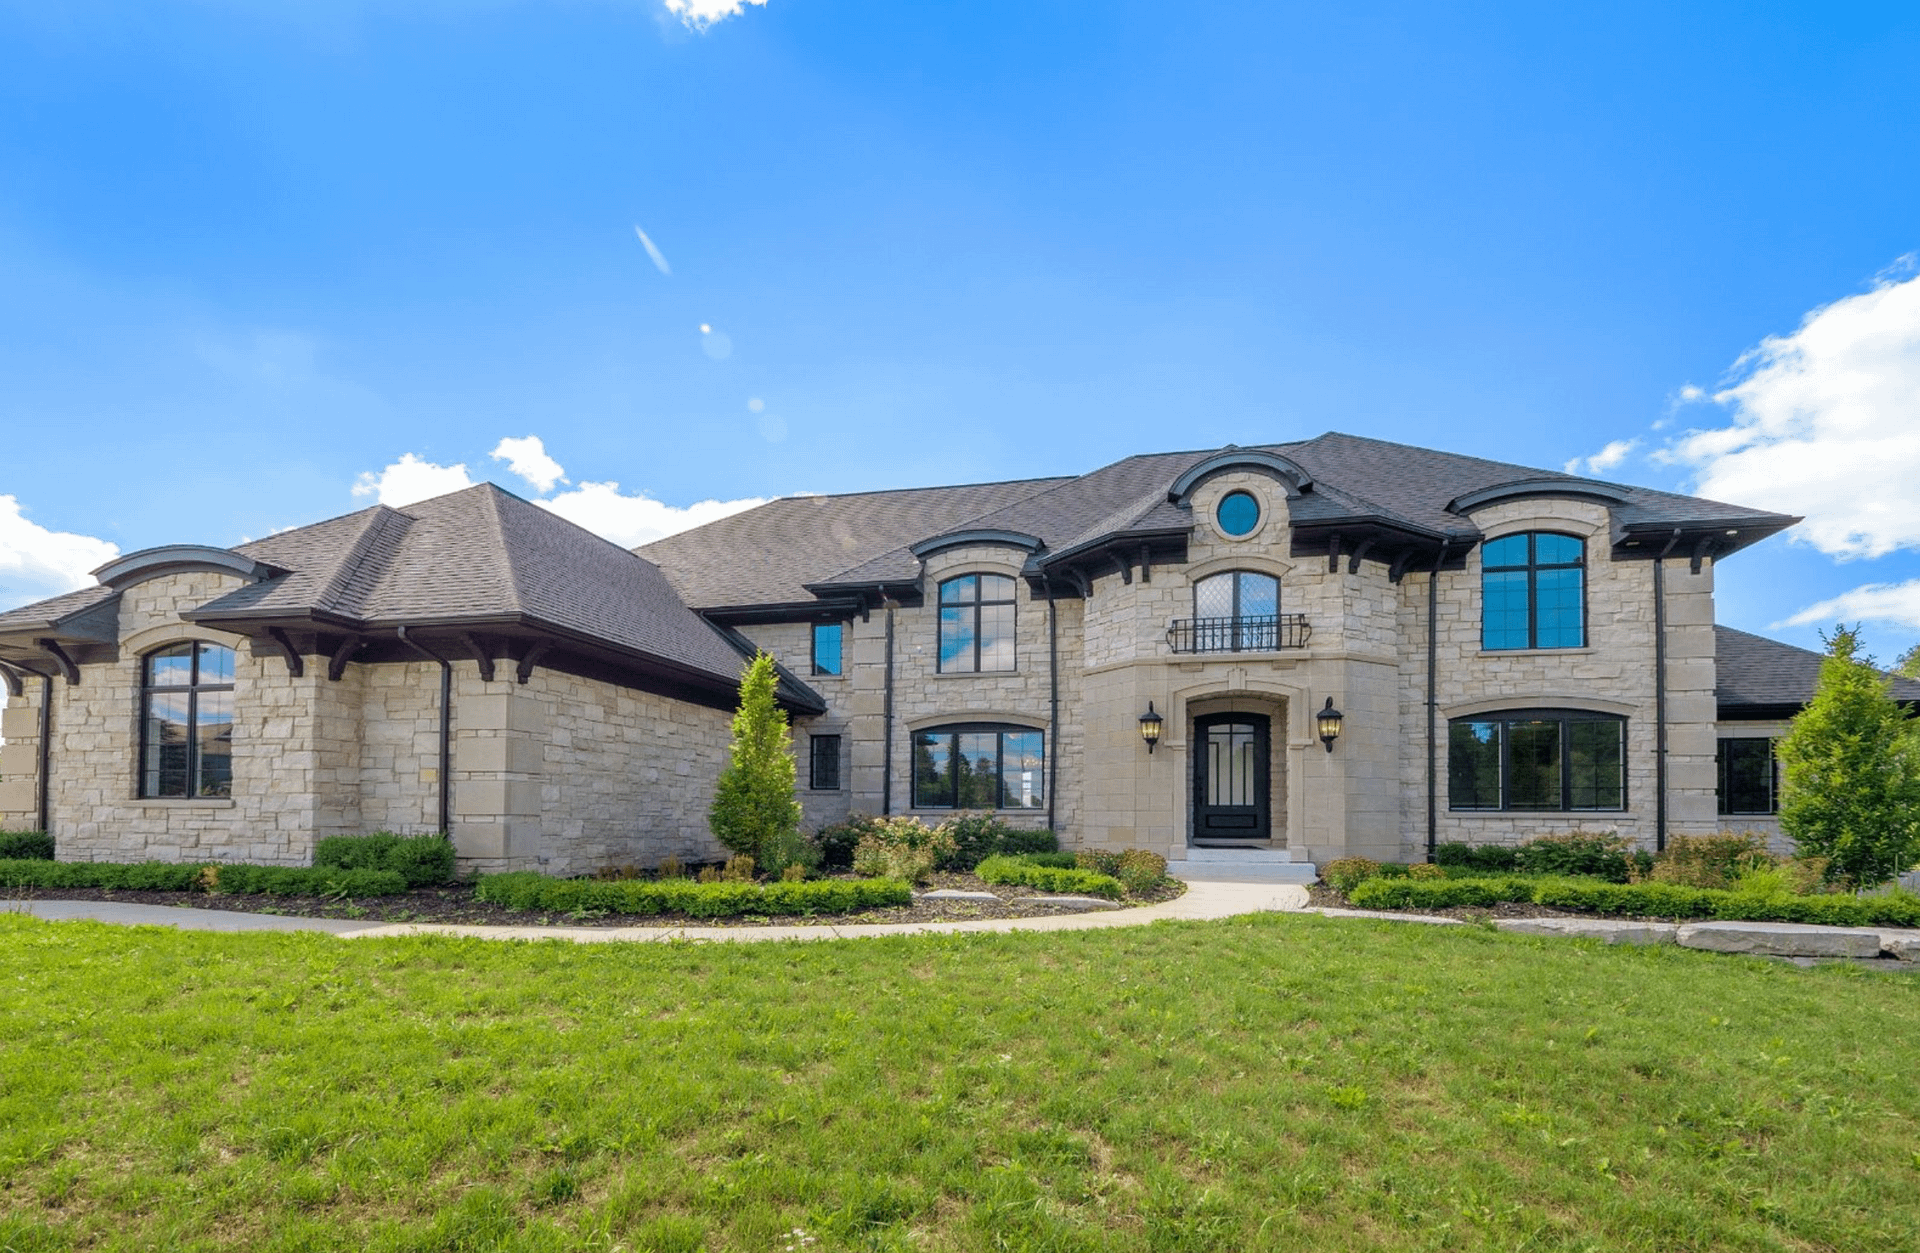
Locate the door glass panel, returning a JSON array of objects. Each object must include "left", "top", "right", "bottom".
[
  {"left": 1206, "top": 723, "right": 1258, "bottom": 806},
  {"left": 1194, "top": 573, "right": 1233, "bottom": 619}
]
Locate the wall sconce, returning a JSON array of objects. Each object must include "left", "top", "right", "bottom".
[
  {"left": 1317, "top": 697, "right": 1344, "bottom": 753},
  {"left": 1138, "top": 701, "right": 1164, "bottom": 753}
]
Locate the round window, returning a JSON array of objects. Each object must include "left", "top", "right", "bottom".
[{"left": 1216, "top": 490, "right": 1261, "bottom": 537}]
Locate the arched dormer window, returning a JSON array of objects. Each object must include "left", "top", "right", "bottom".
[
  {"left": 1182, "top": 570, "right": 1295, "bottom": 652},
  {"left": 938, "top": 574, "right": 1016, "bottom": 673},
  {"left": 1481, "top": 532, "right": 1585, "bottom": 650},
  {"left": 140, "top": 642, "right": 236, "bottom": 798}
]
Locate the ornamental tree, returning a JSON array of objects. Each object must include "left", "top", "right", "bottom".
[
  {"left": 1777, "top": 626, "right": 1920, "bottom": 888},
  {"left": 708, "top": 651, "right": 802, "bottom": 872}
]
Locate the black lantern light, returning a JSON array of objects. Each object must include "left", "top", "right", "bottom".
[
  {"left": 1317, "top": 696, "right": 1344, "bottom": 753},
  {"left": 1139, "top": 701, "right": 1164, "bottom": 753}
]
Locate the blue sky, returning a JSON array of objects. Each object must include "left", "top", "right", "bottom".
[{"left": 3, "top": 0, "right": 1919, "bottom": 661}]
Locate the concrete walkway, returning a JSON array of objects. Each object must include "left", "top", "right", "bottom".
[{"left": 4, "top": 878, "right": 1310, "bottom": 944}]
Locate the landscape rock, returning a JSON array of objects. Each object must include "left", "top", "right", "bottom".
[
  {"left": 1016, "top": 895, "right": 1120, "bottom": 911},
  {"left": 1881, "top": 932, "right": 1920, "bottom": 963},
  {"left": 917, "top": 889, "right": 1001, "bottom": 903},
  {"left": 1675, "top": 921, "right": 1883, "bottom": 959},
  {"left": 1495, "top": 917, "right": 1676, "bottom": 945}
]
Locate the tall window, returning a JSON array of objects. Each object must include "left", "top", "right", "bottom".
[
  {"left": 938, "top": 574, "right": 1016, "bottom": 673},
  {"left": 811, "top": 622, "right": 843, "bottom": 676},
  {"left": 912, "top": 724, "right": 1044, "bottom": 809},
  {"left": 1717, "top": 738, "right": 1779, "bottom": 815},
  {"left": 141, "top": 642, "right": 236, "bottom": 798},
  {"left": 1448, "top": 710, "right": 1624, "bottom": 811},
  {"left": 809, "top": 734, "right": 842, "bottom": 791},
  {"left": 1192, "top": 571, "right": 1280, "bottom": 651},
  {"left": 1481, "top": 532, "right": 1585, "bottom": 650}
]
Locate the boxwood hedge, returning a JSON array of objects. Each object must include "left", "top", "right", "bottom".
[
  {"left": 0, "top": 859, "right": 406, "bottom": 896},
  {"left": 1348, "top": 873, "right": 1920, "bottom": 928},
  {"left": 974, "top": 855, "right": 1124, "bottom": 900},
  {"left": 473, "top": 872, "right": 912, "bottom": 917}
]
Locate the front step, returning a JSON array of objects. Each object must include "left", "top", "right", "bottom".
[{"left": 1167, "top": 849, "right": 1318, "bottom": 884}]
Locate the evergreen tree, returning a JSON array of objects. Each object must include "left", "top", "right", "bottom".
[
  {"left": 708, "top": 652, "right": 801, "bottom": 869},
  {"left": 1777, "top": 626, "right": 1920, "bottom": 888},
  {"left": 1896, "top": 642, "right": 1920, "bottom": 680}
]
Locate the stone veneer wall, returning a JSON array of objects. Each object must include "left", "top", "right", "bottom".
[
  {"left": 1713, "top": 718, "right": 1789, "bottom": 853},
  {"left": 734, "top": 620, "right": 855, "bottom": 834}
]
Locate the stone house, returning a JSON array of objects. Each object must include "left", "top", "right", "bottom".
[{"left": 0, "top": 431, "right": 1890, "bottom": 877}]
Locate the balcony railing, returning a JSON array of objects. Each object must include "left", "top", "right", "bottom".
[{"left": 1166, "top": 613, "right": 1312, "bottom": 654}]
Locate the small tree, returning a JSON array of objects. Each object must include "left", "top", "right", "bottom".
[
  {"left": 708, "top": 652, "right": 802, "bottom": 873},
  {"left": 1896, "top": 642, "right": 1920, "bottom": 680},
  {"left": 1777, "top": 626, "right": 1920, "bottom": 888}
]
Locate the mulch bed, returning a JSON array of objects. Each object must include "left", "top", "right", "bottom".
[{"left": 10, "top": 871, "right": 1185, "bottom": 930}]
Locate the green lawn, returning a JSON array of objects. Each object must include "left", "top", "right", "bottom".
[{"left": 2, "top": 914, "right": 1917, "bottom": 1252}]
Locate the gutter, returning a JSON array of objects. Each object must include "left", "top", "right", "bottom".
[{"left": 396, "top": 626, "right": 453, "bottom": 835}]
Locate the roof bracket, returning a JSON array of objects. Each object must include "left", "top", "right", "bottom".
[
  {"left": 1114, "top": 550, "right": 1132, "bottom": 585},
  {"left": 1346, "top": 537, "right": 1377, "bottom": 574},
  {"left": 265, "top": 627, "right": 305, "bottom": 678},
  {"left": 1327, "top": 531, "right": 1342, "bottom": 574},
  {"left": 1690, "top": 537, "right": 1713, "bottom": 575},
  {"left": 1065, "top": 568, "right": 1092, "bottom": 599},
  {"left": 35, "top": 639, "right": 79, "bottom": 686},
  {"left": 517, "top": 640, "right": 554, "bottom": 685},
  {"left": 1388, "top": 550, "right": 1416, "bottom": 584},
  {"left": 0, "top": 659, "right": 22, "bottom": 699},
  {"left": 463, "top": 633, "right": 496, "bottom": 683},
  {"left": 327, "top": 635, "right": 364, "bottom": 682},
  {"left": 1139, "top": 544, "right": 1151, "bottom": 584}
]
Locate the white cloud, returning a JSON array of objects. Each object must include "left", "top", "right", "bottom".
[
  {"left": 0, "top": 495, "right": 119, "bottom": 603},
  {"left": 1563, "top": 438, "right": 1638, "bottom": 476},
  {"left": 1664, "top": 262, "right": 1920, "bottom": 560},
  {"left": 351, "top": 453, "right": 475, "bottom": 507},
  {"left": 490, "top": 435, "right": 568, "bottom": 494},
  {"left": 537, "top": 481, "right": 766, "bottom": 548},
  {"left": 1777, "top": 581, "right": 1920, "bottom": 631},
  {"left": 633, "top": 225, "right": 671, "bottom": 276},
  {"left": 663, "top": 0, "right": 768, "bottom": 29}
]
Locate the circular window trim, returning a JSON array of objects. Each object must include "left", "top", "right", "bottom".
[{"left": 1214, "top": 489, "right": 1263, "bottom": 540}]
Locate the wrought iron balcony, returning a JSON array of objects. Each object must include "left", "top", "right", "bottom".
[{"left": 1166, "top": 613, "right": 1312, "bottom": 654}]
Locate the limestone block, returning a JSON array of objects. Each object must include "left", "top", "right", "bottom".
[
  {"left": 0, "top": 780, "right": 36, "bottom": 814},
  {"left": 0, "top": 744, "right": 36, "bottom": 778},
  {"left": 459, "top": 735, "right": 545, "bottom": 774},
  {"left": 1, "top": 706, "right": 39, "bottom": 738},
  {"left": 1675, "top": 921, "right": 1884, "bottom": 959},
  {"left": 1495, "top": 917, "right": 1677, "bottom": 945}
]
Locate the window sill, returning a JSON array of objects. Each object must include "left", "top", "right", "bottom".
[
  {"left": 929, "top": 669, "right": 1020, "bottom": 679},
  {"left": 1448, "top": 810, "right": 1634, "bottom": 818},
  {"left": 1476, "top": 647, "right": 1594, "bottom": 657},
  {"left": 134, "top": 798, "right": 237, "bottom": 809}
]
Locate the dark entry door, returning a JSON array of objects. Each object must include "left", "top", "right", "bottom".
[{"left": 1192, "top": 713, "right": 1270, "bottom": 842}]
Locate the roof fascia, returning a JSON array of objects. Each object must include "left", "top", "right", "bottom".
[
  {"left": 1446, "top": 477, "right": 1631, "bottom": 514},
  {"left": 1167, "top": 450, "right": 1314, "bottom": 505},
  {"left": 907, "top": 529, "right": 1044, "bottom": 559},
  {"left": 94, "top": 545, "right": 277, "bottom": 589}
]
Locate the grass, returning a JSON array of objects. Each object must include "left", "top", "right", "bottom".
[{"left": 2, "top": 914, "right": 1918, "bottom": 1252}]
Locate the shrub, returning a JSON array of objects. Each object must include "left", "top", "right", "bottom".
[
  {"left": 997, "top": 828, "right": 1060, "bottom": 858},
  {"left": 656, "top": 854, "right": 687, "bottom": 880},
  {"left": 780, "top": 863, "right": 807, "bottom": 882},
  {"left": 1512, "top": 832, "right": 1642, "bottom": 883},
  {"left": 848, "top": 817, "right": 953, "bottom": 885},
  {"left": 473, "top": 872, "right": 911, "bottom": 917},
  {"left": 1433, "top": 842, "right": 1519, "bottom": 873},
  {"left": 0, "top": 831, "right": 53, "bottom": 861},
  {"left": 1650, "top": 832, "right": 1773, "bottom": 890},
  {"left": 1075, "top": 849, "right": 1122, "bottom": 877},
  {"left": 1407, "top": 863, "right": 1444, "bottom": 881},
  {"left": 1322, "top": 857, "right": 1383, "bottom": 894},
  {"left": 1115, "top": 849, "right": 1170, "bottom": 895},
  {"left": 976, "top": 855, "right": 1124, "bottom": 900},
  {"left": 812, "top": 814, "right": 883, "bottom": 870},
  {"left": 1347, "top": 877, "right": 1535, "bottom": 910},
  {"left": 313, "top": 832, "right": 456, "bottom": 888},
  {"left": 1008, "top": 851, "right": 1079, "bottom": 869},
  {"left": 938, "top": 812, "right": 1020, "bottom": 871},
  {"left": 721, "top": 854, "right": 756, "bottom": 883},
  {"left": 708, "top": 652, "right": 803, "bottom": 869},
  {"left": 0, "top": 859, "right": 405, "bottom": 896}
]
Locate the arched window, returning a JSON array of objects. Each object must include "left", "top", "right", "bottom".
[
  {"left": 1481, "top": 532, "right": 1585, "bottom": 650},
  {"left": 140, "top": 642, "right": 236, "bottom": 798},
  {"left": 911, "top": 724, "right": 1044, "bottom": 810},
  {"left": 1190, "top": 570, "right": 1281, "bottom": 651},
  {"left": 1448, "top": 709, "right": 1624, "bottom": 812},
  {"left": 938, "top": 574, "right": 1017, "bottom": 673}
]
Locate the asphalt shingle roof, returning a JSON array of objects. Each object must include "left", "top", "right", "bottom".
[
  {"left": 1715, "top": 625, "right": 1920, "bottom": 714},
  {"left": 0, "top": 584, "right": 118, "bottom": 633}
]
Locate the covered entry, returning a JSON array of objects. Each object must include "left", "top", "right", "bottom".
[{"left": 1191, "top": 712, "right": 1271, "bottom": 842}]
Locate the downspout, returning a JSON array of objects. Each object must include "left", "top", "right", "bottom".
[
  {"left": 1426, "top": 545, "right": 1444, "bottom": 863},
  {"left": 1047, "top": 591, "right": 1059, "bottom": 837},
  {"left": 396, "top": 626, "right": 453, "bottom": 835},
  {"left": 36, "top": 673, "right": 52, "bottom": 837},
  {"left": 1653, "top": 531, "right": 1680, "bottom": 853},
  {"left": 881, "top": 598, "right": 896, "bottom": 816}
]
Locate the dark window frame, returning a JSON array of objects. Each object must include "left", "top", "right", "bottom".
[
  {"left": 1481, "top": 531, "right": 1587, "bottom": 651},
  {"left": 1447, "top": 708, "right": 1626, "bottom": 812},
  {"left": 1716, "top": 737, "right": 1779, "bottom": 815},
  {"left": 810, "top": 621, "right": 843, "bottom": 676},
  {"left": 808, "top": 733, "right": 843, "bottom": 791},
  {"left": 936, "top": 574, "right": 1018, "bottom": 674},
  {"left": 910, "top": 722, "right": 1045, "bottom": 811},
  {"left": 138, "top": 641, "right": 237, "bottom": 799},
  {"left": 1190, "top": 569, "right": 1282, "bottom": 652}
]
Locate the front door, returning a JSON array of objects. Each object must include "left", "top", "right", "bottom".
[{"left": 1192, "top": 713, "right": 1270, "bottom": 842}]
